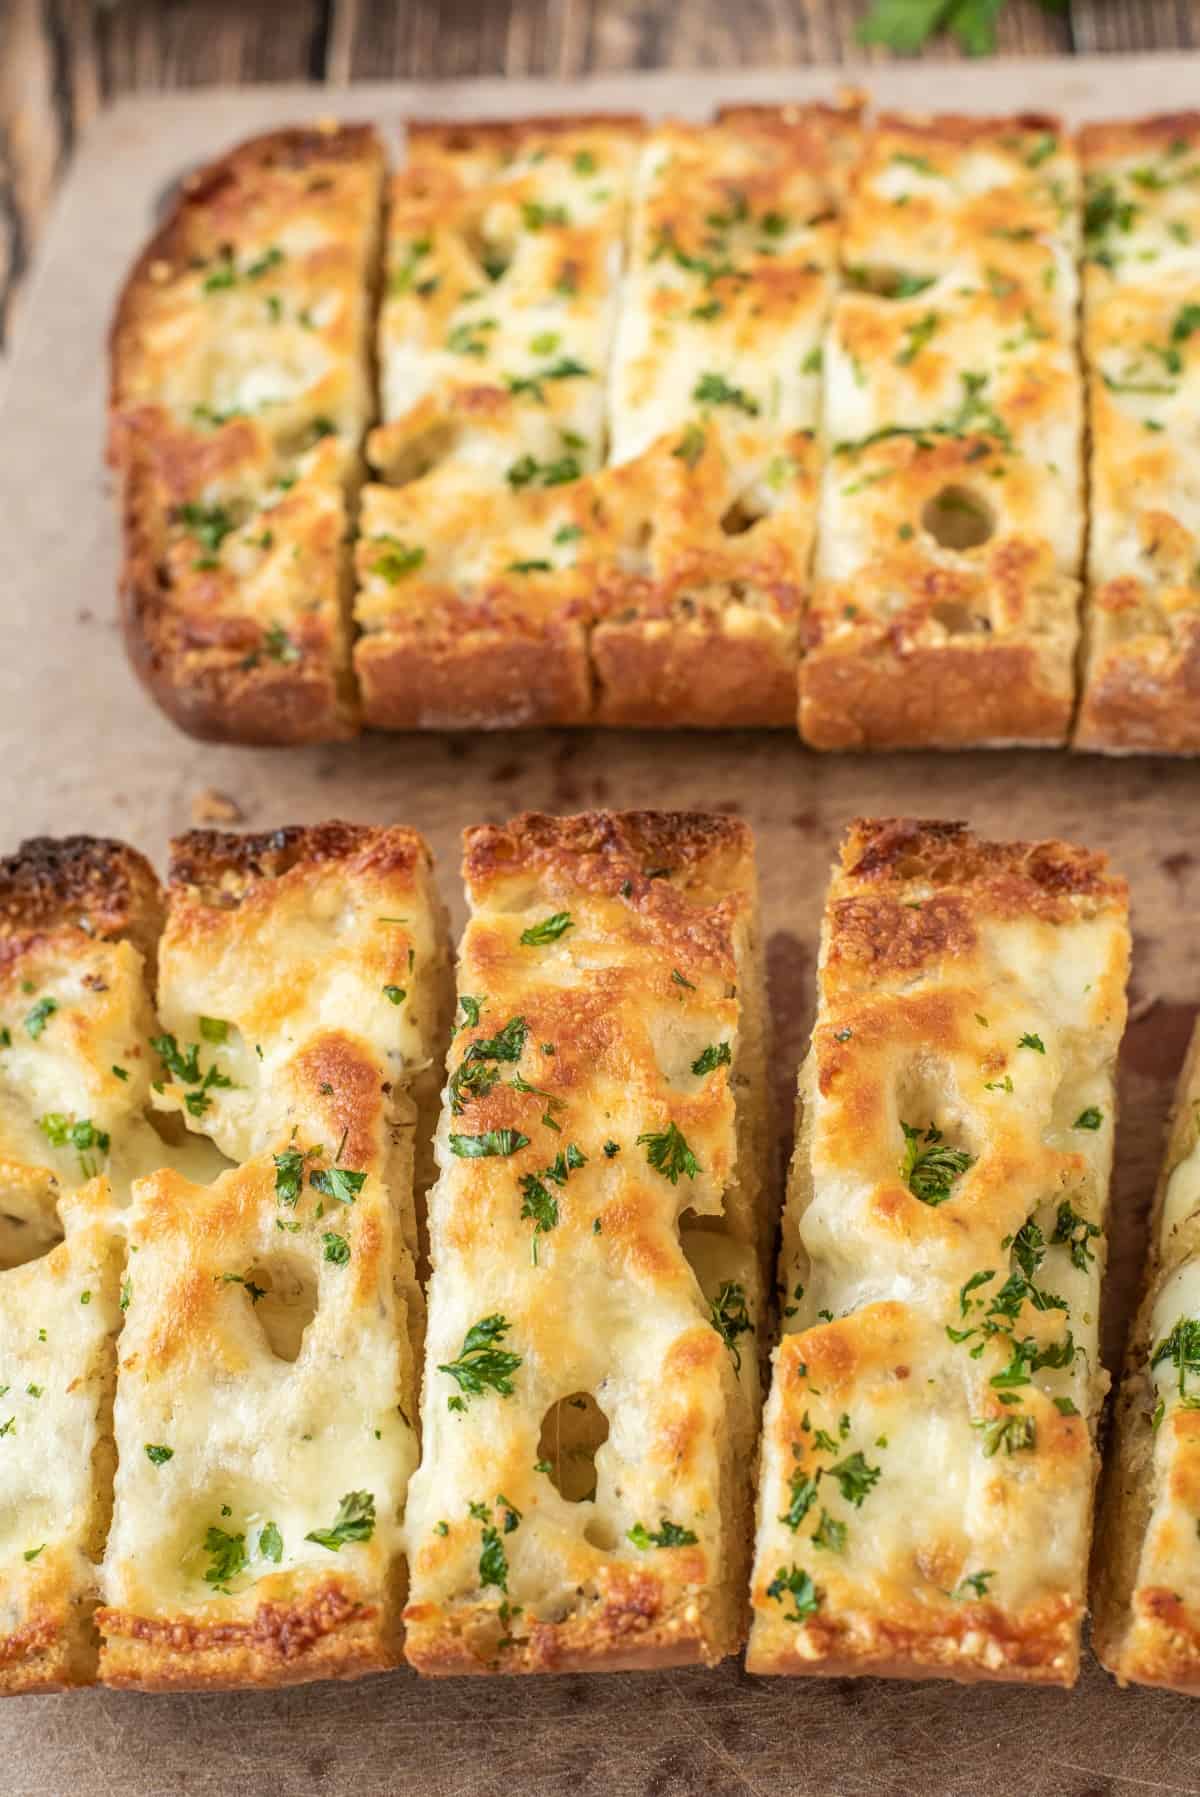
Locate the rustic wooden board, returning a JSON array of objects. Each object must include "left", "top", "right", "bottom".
[{"left": 1, "top": 57, "right": 1200, "bottom": 1797}]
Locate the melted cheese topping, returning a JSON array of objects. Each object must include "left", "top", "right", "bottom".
[
  {"left": 355, "top": 107, "right": 855, "bottom": 733},
  {"left": 1077, "top": 122, "right": 1200, "bottom": 751},
  {"left": 804, "top": 117, "right": 1083, "bottom": 750},
  {"left": 99, "top": 1159, "right": 416, "bottom": 1641},
  {"left": 403, "top": 812, "right": 767, "bottom": 1672},
  {"left": 608, "top": 112, "right": 848, "bottom": 466},
  {"left": 97, "top": 826, "right": 450, "bottom": 1684},
  {"left": 748, "top": 820, "right": 1128, "bottom": 1684},
  {"left": 372, "top": 121, "right": 640, "bottom": 486}
]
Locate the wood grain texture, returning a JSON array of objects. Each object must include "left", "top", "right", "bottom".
[{"left": 0, "top": 0, "right": 1171, "bottom": 349}]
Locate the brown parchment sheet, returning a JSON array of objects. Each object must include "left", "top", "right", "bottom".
[{"left": 1, "top": 56, "right": 1200, "bottom": 1797}]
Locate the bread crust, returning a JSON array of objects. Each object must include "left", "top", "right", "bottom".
[{"left": 0, "top": 835, "right": 162, "bottom": 959}]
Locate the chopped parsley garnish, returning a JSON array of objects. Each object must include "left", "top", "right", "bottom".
[
  {"left": 950, "top": 1569, "right": 994, "bottom": 1600},
  {"left": 1018, "top": 1032, "right": 1046, "bottom": 1053},
  {"left": 507, "top": 559, "right": 552, "bottom": 574},
  {"left": 1073, "top": 1107, "right": 1103, "bottom": 1131},
  {"left": 372, "top": 537, "right": 426, "bottom": 582},
  {"left": 692, "top": 371, "right": 759, "bottom": 416},
  {"left": 519, "top": 1143, "right": 586, "bottom": 1262},
  {"left": 710, "top": 1281, "right": 753, "bottom": 1373},
  {"left": 834, "top": 369, "right": 1011, "bottom": 457},
  {"left": 459, "top": 996, "right": 485, "bottom": 1029},
  {"left": 519, "top": 912, "right": 574, "bottom": 946},
  {"left": 449, "top": 1129, "right": 530, "bottom": 1159},
  {"left": 672, "top": 422, "right": 706, "bottom": 469},
  {"left": 827, "top": 1451, "right": 881, "bottom": 1507},
  {"left": 382, "top": 984, "right": 407, "bottom": 1005},
  {"left": 178, "top": 502, "right": 235, "bottom": 555},
  {"left": 38, "top": 1112, "right": 110, "bottom": 1176},
  {"left": 506, "top": 453, "right": 582, "bottom": 490},
  {"left": 258, "top": 1521, "right": 283, "bottom": 1564},
  {"left": 198, "top": 1016, "right": 229, "bottom": 1043},
  {"left": 1151, "top": 1317, "right": 1200, "bottom": 1406},
  {"left": 478, "top": 1522, "right": 509, "bottom": 1591},
  {"left": 201, "top": 1524, "right": 248, "bottom": 1591},
  {"left": 305, "top": 1490, "right": 376, "bottom": 1551},
  {"left": 900, "top": 1122, "right": 973, "bottom": 1205},
  {"left": 446, "top": 318, "right": 498, "bottom": 357},
  {"left": 273, "top": 1146, "right": 309, "bottom": 1207},
  {"left": 23, "top": 996, "right": 57, "bottom": 1039},
  {"left": 972, "top": 1413, "right": 1037, "bottom": 1457},
  {"left": 152, "top": 1032, "right": 233, "bottom": 1117},
  {"left": 766, "top": 1564, "right": 821, "bottom": 1623},
  {"left": 262, "top": 623, "right": 301, "bottom": 664},
  {"left": 812, "top": 1510, "right": 847, "bottom": 1553},
  {"left": 780, "top": 1470, "right": 820, "bottom": 1531},
  {"left": 309, "top": 1163, "right": 367, "bottom": 1204},
  {"left": 322, "top": 1231, "right": 350, "bottom": 1265},
  {"left": 505, "top": 355, "right": 590, "bottom": 402},
  {"left": 1051, "top": 1200, "right": 1101, "bottom": 1271},
  {"left": 637, "top": 1120, "right": 699, "bottom": 1184},
  {"left": 438, "top": 1314, "right": 522, "bottom": 1404},
  {"left": 521, "top": 200, "right": 568, "bottom": 230},
  {"left": 692, "top": 1040, "right": 732, "bottom": 1077},
  {"left": 895, "top": 310, "right": 940, "bottom": 367},
  {"left": 627, "top": 1517, "right": 698, "bottom": 1550},
  {"left": 145, "top": 1444, "right": 174, "bottom": 1465}
]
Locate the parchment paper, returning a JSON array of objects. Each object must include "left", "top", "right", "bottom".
[{"left": 1, "top": 56, "right": 1200, "bottom": 1797}]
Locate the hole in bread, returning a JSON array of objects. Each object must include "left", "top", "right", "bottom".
[
  {"left": 921, "top": 486, "right": 995, "bottom": 552},
  {"left": 0, "top": 1181, "right": 64, "bottom": 1272},
  {"left": 242, "top": 1253, "right": 318, "bottom": 1362},
  {"left": 719, "top": 500, "right": 759, "bottom": 537},
  {"left": 583, "top": 1515, "right": 618, "bottom": 1552},
  {"left": 538, "top": 1392, "right": 610, "bottom": 1503},
  {"left": 388, "top": 422, "right": 459, "bottom": 487}
]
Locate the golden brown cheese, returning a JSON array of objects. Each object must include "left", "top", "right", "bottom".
[
  {"left": 1094, "top": 1023, "right": 1200, "bottom": 1691},
  {"left": 404, "top": 811, "right": 770, "bottom": 1673},
  {"left": 802, "top": 115, "right": 1083, "bottom": 750},
  {"left": 748, "top": 819, "right": 1129, "bottom": 1684},
  {"left": 0, "top": 837, "right": 164, "bottom": 1691},
  {"left": 110, "top": 124, "right": 384, "bottom": 744},
  {"left": 97, "top": 823, "right": 452, "bottom": 1689},
  {"left": 1076, "top": 115, "right": 1200, "bottom": 753}
]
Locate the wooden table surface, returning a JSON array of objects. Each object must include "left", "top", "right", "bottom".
[{"left": 1, "top": 0, "right": 1197, "bottom": 351}]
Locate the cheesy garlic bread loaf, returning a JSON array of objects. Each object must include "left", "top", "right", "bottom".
[
  {"left": 404, "top": 810, "right": 770, "bottom": 1671},
  {"left": 749, "top": 819, "right": 1129, "bottom": 1683}
]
